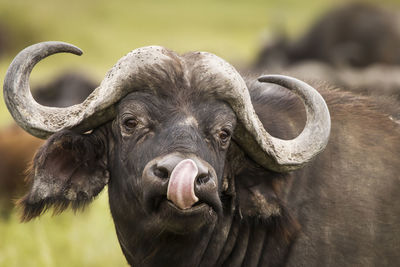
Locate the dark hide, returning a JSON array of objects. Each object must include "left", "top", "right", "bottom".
[
  {"left": 251, "top": 83, "right": 400, "bottom": 266},
  {"left": 19, "top": 53, "right": 400, "bottom": 266}
]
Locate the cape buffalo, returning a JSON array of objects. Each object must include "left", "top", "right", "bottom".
[
  {"left": 255, "top": 3, "right": 400, "bottom": 69},
  {"left": 3, "top": 42, "right": 400, "bottom": 266}
]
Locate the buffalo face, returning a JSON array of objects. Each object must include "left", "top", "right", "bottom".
[
  {"left": 108, "top": 92, "right": 237, "bottom": 233},
  {"left": 4, "top": 42, "right": 330, "bottom": 265}
]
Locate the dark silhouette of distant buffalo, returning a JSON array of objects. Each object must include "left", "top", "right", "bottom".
[
  {"left": 255, "top": 3, "right": 400, "bottom": 69},
  {"left": 253, "top": 3, "right": 400, "bottom": 121}
]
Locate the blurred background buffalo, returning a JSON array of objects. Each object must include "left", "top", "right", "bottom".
[
  {"left": 255, "top": 2, "right": 400, "bottom": 68},
  {"left": 253, "top": 1, "right": 400, "bottom": 121},
  {"left": 0, "top": 72, "right": 95, "bottom": 218},
  {"left": 0, "top": 0, "right": 399, "bottom": 266}
]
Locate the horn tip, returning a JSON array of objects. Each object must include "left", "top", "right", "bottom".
[
  {"left": 58, "top": 41, "right": 83, "bottom": 56},
  {"left": 257, "top": 74, "right": 282, "bottom": 83},
  {"left": 42, "top": 41, "right": 84, "bottom": 56}
]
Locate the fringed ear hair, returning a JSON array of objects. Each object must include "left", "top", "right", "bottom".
[{"left": 18, "top": 130, "right": 109, "bottom": 221}]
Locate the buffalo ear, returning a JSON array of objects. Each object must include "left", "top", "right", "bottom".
[
  {"left": 19, "top": 129, "right": 109, "bottom": 221},
  {"left": 236, "top": 175, "right": 282, "bottom": 220}
]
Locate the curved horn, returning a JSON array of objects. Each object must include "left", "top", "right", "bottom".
[
  {"left": 255, "top": 75, "right": 331, "bottom": 171},
  {"left": 230, "top": 75, "right": 330, "bottom": 172},
  {"left": 233, "top": 74, "right": 331, "bottom": 172},
  {"left": 191, "top": 52, "right": 330, "bottom": 172},
  {"left": 3, "top": 41, "right": 172, "bottom": 139},
  {"left": 3, "top": 42, "right": 86, "bottom": 138}
]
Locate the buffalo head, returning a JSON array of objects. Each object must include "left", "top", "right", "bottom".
[{"left": 3, "top": 42, "right": 330, "bottom": 265}]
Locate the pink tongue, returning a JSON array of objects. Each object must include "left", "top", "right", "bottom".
[{"left": 167, "top": 159, "right": 199, "bottom": 210}]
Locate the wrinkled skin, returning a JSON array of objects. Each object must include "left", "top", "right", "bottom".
[{"left": 107, "top": 92, "right": 237, "bottom": 266}]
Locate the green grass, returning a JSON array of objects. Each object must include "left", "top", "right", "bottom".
[
  {"left": 0, "top": 0, "right": 398, "bottom": 266},
  {"left": 0, "top": 191, "right": 128, "bottom": 267}
]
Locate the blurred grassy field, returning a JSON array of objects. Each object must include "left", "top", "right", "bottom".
[
  {"left": 0, "top": 0, "right": 351, "bottom": 124},
  {"left": 0, "top": 192, "right": 128, "bottom": 267},
  {"left": 0, "top": 0, "right": 398, "bottom": 266}
]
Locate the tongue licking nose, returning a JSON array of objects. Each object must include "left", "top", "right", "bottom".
[{"left": 167, "top": 159, "right": 199, "bottom": 209}]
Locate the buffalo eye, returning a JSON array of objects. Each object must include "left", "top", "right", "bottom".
[
  {"left": 218, "top": 129, "right": 231, "bottom": 145},
  {"left": 123, "top": 118, "right": 139, "bottom": 130}
]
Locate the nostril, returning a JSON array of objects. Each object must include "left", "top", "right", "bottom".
[
  {"left": 153, "top": 166, "right": 169, "bottom": 180},
  {"left": 196, "top": 172, "right": 211, "bottom": 185}
]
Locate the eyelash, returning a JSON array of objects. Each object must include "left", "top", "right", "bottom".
[
  {"left": 123, "top": 118, "right": 139, "bottom": 130},
  {"left": 215, "top": 128, "right": 232, "bottom": 149},
  {"left": 218, "top": 129, "right": 230, "bottom": 143}
]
